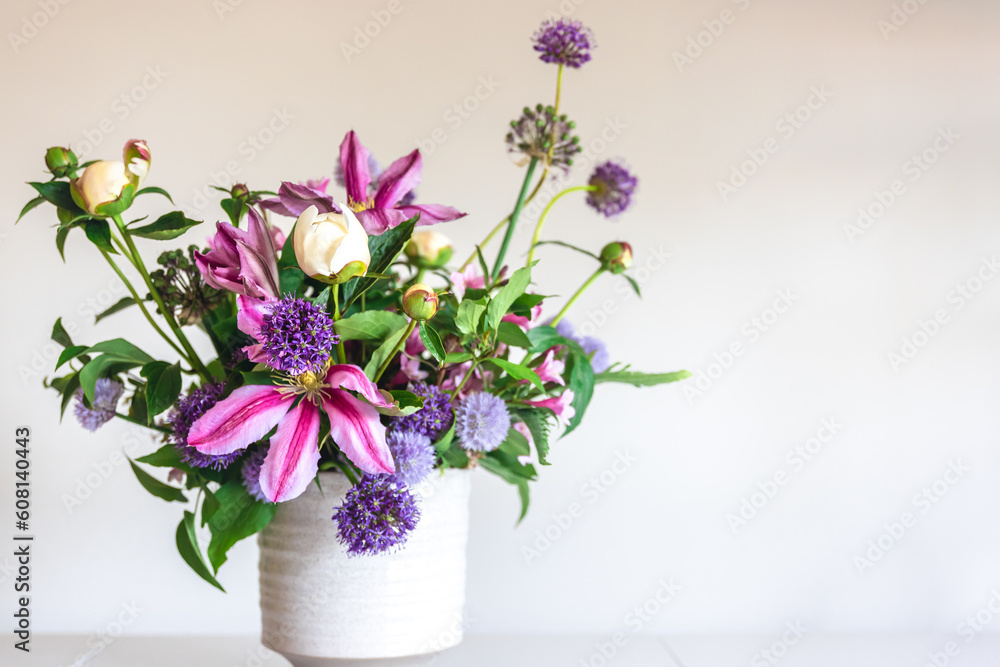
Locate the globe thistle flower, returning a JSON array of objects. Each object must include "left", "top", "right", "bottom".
[
  {"left": 387, "top": 430, "right": 435, "bottom": 487},
  {"left": 170, "top": 383, "right": 242, "bottom": 471},
  {"left": 586, "top": 161, "right": 639, "bottom": 218},
  {"left": 332, "top": 476, "right": 421, "bottom": 556},
  {"left": 532, "top": 18, "right": 595, "bottom": 69},
  {"left": 241, "top": 445, "right": 269, "bottom": 502},
  {"left": 258, "top": 296, "right": 338, "bottom": 375},
  {"left": 392, "top": 382, "right": 454, "bottom": 442},
  {"left": 454, "top": 392, "right": 511, "bottom": 452},
  {"left": 149, "top": 246, "right": 228, "bottom": 325},
  {"left": 580, "top": 336, "right": 611, "bottom": 374},
  {"left": 73, "top": 378, "right": 124, "bottom": 432},
  {"left": 506, "top": 104, "right": 581, "bottom": 173}
]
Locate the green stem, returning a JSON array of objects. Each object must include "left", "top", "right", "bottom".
[
  {"left": 450, "top": 358, "right": 481, "bottom": 397},
  {"left": 111, "top": 216, "right": 212, "bottom": 382},
  {"left": 333, "top": 288, "right": 346, "bottom": 365},
  {"left": 115, "top": 412, "right": 170, "bottom": 433},
  {"left": 491, "top": 158, "right": 539, "bottom": 279},
  {"left": 525, "top": 185, "right": 597, "bottom": 267},
  {"left": 550, "top": 267, "right": 605, "bottom": 327},
  {"left": 100, "top": 247, "right": 189, "bottom": 361},
  {"left": 548, "top": 64, "right": 564, "bottom": 164},
  {"left": 373, "top": 319, "right": 416, "bottom": 384}
]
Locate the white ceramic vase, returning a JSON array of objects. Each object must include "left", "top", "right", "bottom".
[{"left": 258, "top": 469, "right": 472, "bottom": 666}]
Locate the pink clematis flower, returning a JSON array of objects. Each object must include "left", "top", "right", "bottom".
[
  {"left": 260, "top": 131, "right": 466, "bottom": 236},
  {"left": 525, "top": 389, "right": 576, "bottom": 427},
  {"left": 188, "top": 364, "right": 395, "bottom": 503},
  {"left": 525, "top": 348, "right": 565, "bottom": 386},
  {"left": 193, "top": 208, "right": 280, "bottom": 299}
]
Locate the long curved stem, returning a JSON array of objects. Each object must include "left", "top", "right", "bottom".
[
  {"left": 525, "top": 185, "right": 596, "bottom": 267},
  {"left": 373, "top": 319, "right": 416, "bottom": 384},
  {"left": 100, "top": 247, "right": 189, "bottom": 361},
  {"left": 550, "top": 267, "right": 605, "bottom": 327},
  {"left": 491, "top": 158, "right": 539, "bottom": 279},
  {"left": 333, "top": 288, "right": 347, "bottom": 365}
]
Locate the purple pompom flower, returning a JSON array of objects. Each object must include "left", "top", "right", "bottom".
[
  {"left": 580, "top": 336, "right": 611, "bottom": 374},
  {"left": 241, "top": 445, "right": 270, "bottom": 502},
  {"left": 454, "top": 392, "right": 510, "bottom": 452},
  {"left": 387, "top": 430, "right": 435, "bottom": 486},
  {"left": 258, "top": 296, "right": 338, "bottom": 375},
  {"left": 392, "top": 383, "right": 454, "bottom": 442},
  {"left": 533, "top": 18, "right": 595, "bottom": 68},
  {"left": 170, "top": 383, "right": 242, "bottom": 470},
  {"left": 586, "top": 161, "right": 639, "bottom": 217},
  {"left": 333, "top": 476, "right": 421, "bottom": 556},
  {"left": 73, "top": 378, "right": 124, "bottom": 432}
]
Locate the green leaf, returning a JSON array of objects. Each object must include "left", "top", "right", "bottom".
[
  {"left": 386, "top": 389, "right": 424, "bottom": 416},
  {"left": 85, "top": 339, "right": 154, "bottom": 364},
  {"left": 128, "top": 384, "right": 148, "bottom": 425},
  {"left": 455, "top": 299, "right": 486, "bottom": 336},
  {"left": 499, "top": 427, "right": 530, "bottom": 457},
  {"left": 79, "top": 339, "right": 154, "bottom": 402},
  {"left": 480, "top": 447, "right": 536, "bottom": 520},
  {"left": 433, "top": 424, "right": 456, "bottom": 454},
  {"left": 29, "top": 181, "right": 77, "bottom": 210},
  {"left": 241, "top": 370, "right": 275, "bottom": 386},
  {"left": 140, "top": 361, "right": 182, "bottom": 418},
  {"left": 94, "top": 297, "right": 137, "bottom": 323},
  {"left": 625, "top": 275, "right": 642, "bottom": 297},
  {"left": 565, "top": 352, "right": 594, "bottom": 435},
  {"left": 496, "top": 321, "right": 533, "bottom": 349},
  {"left": 128, "top": 458, "right": 187, "bottom": 503},
  {"left": 334, "top": 310, "right": 407, "bottom": 341},
  {"left": 363, "top": 324, "right": 410, "bottom": 379},
  {"left": 59, "top": 372, "right": 82, "bottom": 420},
  {"left": 176, "top": 511, "right": 225, "bottom": 591},
  {"left": 534, "top": 239, "right": 600, "bottom": 261},
  {"left": 516, "top": 479, "right": 531, "bottom": 523},
  {"left": 277, "top": 232, "right": 306, "bottom": 296},
  {"left": 443, "top": 351, "right": 473, "bottom": 364},
  {"left": 513, "top": 409, "right": 552, "bottom": 465},
  {"left": 526, "top": 325, "right": 565, "bottom": 354},
  {"left": 419, "top": 322, "right": 446, "bottom": 363},
  {"left": 595, "top": 370, "right": 692, "bottom": 386},
  {"left": 484, "top": 357, "right": 543, "bottom": 389},
  {"left": 201, "top": 488, "right": 221, "bottom": 527},
  {"left": 487, "top": 265, "right": 531, "bottom": 330},
  {"left": 509, "top": 292, "right": 546, "bottom": 315},
  {"left": 207, "top": 480, "right": 277, "bottom": 573},
  {"left": 130, "top": 211, "right": 202, "bottom": 240},
  {"left": 55, "top": 225, "right": 70, "bottom": 261},
  {"left": 55, "top": 345, "right": 90, "bottom": 371},
  {"left": 343, "top": 213, "right": 419, "bottom": 309},
  {"left": 84, "top": 219, "right": 117, "bottom": 254},
  {"left": 16, "top": 195, "right": 46, "bottom": 223},
  {"left": 136, "top": 186, "right": 174, "bottom": 204},
  {"left": 136, "top": 444, "right": 185, "bottom": 469},
  {"left": 51, "top": 317, "right": 74, "bottom": 348}
]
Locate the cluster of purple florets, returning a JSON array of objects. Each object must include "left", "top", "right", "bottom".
[
  {"left": 454, "top": 391, "right": 511, "bottom": 452},
  {"left": 586, "top": 160, "right": 639, "bottom": 218},
  {"left": 333, "top": 476, "right": 421, "bottom": 556},
  {"left": 533, "top": 18, "right": 595, "bottom": 68},
  {"left": 73, "top": 378, "right": 124, "bottom": 432},
  {"left": 392, "top": 382, "right": 454, "bottom": 441},
  {"left": 259, "top": 296, "right": 338, "bottom": 375},
  {"left": 241, "top": 445, "right": 270, "bottom": 502},
  {"left": 169, "top": 383, "right": 242, "bottom": 470}
]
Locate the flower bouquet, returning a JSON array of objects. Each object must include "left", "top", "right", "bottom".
[{"left": 21, "top": 16, "right": 689, "bottom": 661}]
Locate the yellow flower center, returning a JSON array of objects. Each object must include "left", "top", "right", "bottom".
[
  {"left": 348, "top": 196, "right": 375, "bottom": 212},
  {"left": 276, "top": 361, "right": 331, "bottom": 404}
]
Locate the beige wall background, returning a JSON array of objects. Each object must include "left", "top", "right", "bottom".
[{"left": 1, "top": 0, "right": 999, "bottom": 640}]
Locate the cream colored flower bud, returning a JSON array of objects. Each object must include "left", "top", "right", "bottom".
[{"left": 293, "top": 204, "right": 371, "bottom": 284}]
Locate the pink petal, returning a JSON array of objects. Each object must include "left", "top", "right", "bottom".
[
  {"left": 373, "top": 149, "right": 422, "bottom": 209},
  {"left": 321, "top": 389, "right": 394, "bottom": 475},
  {"left": 339, "top": 131, "right": 372, "bottom": 205},
  {"left": 236, "top": 242, "right": 279, "bottom": 300},
  {"left": 259, "top": 400, "right": 322, "bottom": 503},
  {"left": 261, "top": 182, "right": 338, "bottom": 218},
  {"left": 397, "top": 203, "right": 467, "bottom": 225},
  {"left": 236, "top": 295, "right": 271, "bottom": 338},
  {"left": 324, "top": 364, "right": 393, "bottom": 408},
  {"left": 188, "top": 385, "right": 293, "bottom": 456},
  {"left": 353, "top": 207, "right": 409, "bottom": 236}
]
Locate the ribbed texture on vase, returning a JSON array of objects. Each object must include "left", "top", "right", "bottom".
[{"left": 259, "top": 469, "right": 471, "bottom": 661}]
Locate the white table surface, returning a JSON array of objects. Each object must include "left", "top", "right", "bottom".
[{"left": 3, "top": 634, "right": 999, "bottom": 666}]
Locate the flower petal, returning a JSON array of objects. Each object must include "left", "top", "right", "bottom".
[
  {"left": 353, "top": 207, "right": 409, "bottom": 236},
  {"left": 262, "top": 181, "right": 338, "bottom": 218},
  {"left": 373, "top": 149, "right": 422, "bottom": 209},
  {"left": 322, "top": 389, "right": 394, "bottom": 475},
  {"left": 236, "top": 295, "right": 271, "bottom": 338},
  {"left": 324, "top": 364, "right": 394, "bottom": 408},
  {"left": 259, "top": 399, "right": 322, "bottom": 503},
  {"left": 188, "top": 385, "right": 293, "bottom": 456},
  {"left": 396, "top": 203, "right": 467, "bottom": 225},
  {"left": 339, "top": 131, "right": 372, "bottom": 205}
]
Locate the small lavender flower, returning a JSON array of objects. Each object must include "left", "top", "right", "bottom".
[
  {"left": 454, "top": 392, "right": 510, "bottom": 452},
  {"left": 387, "top": 430, "right": 435, "bottom": 486},
  {"left": 533, "top": 18, "right": 595, "bottom": 69},
  {"left": 258, "top": 296, "right": 338, "bottom": 375},
  {"left": 580, "top": 336, "right": 611, "bottom": 374},
  {"left": 586, "top": 161, "right": 639, "bottom": 217},
  {"left": 392, "top": 382, "right": 454, "bottom": 442},
  {"left": 241, "top": 445, "right": 269, "bottom": 502},
  {"left": 332, "top": 476, "right": 421, "bottom": 556},
  {"left": 170, "top": 383, "right": 242, "bottom": 470},
  {"left": 506, "top": 104, "right": 581, "bottom": 172},
  {"left": 73, "top": 378, "right": 124, "bottom": 432}
]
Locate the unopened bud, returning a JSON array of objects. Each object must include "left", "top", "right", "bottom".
[
  {"left": 600, "top": 241, "right": 633, "bottom": 274},
  {"left": 405, "top": 229, "right": 453, "bottom": 269},
  {"left": 45, "top": 146, "right": 78, "bottom": 178},
  {"left": 401, "top": 283, "right": 439, "bottom": 321}
]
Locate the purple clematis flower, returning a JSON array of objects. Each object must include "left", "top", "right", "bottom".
[
  {"left": 261, "top": 131, "right": 466, "bottom": 236},
  {"left": 193, "top": 208, "right": 280, "bottom": 299}
]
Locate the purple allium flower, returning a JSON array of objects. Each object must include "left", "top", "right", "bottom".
[
  {"left": 454, "top": 392, "right": 510, "bottom": 452},
  {"left": 392, "top": 382, "right": 454, "bottom": 442},
  {"left": 580, "top": 336, "right": 611, "bottom": 374},
  {"left": 241, "top": 445, "right": 270, "bottom": 502},
  {"left": 170, "top": 383, "right": 242, "bottom": 471},
  {"left": 586, "top": 161, "right": 639, "bottom": 217},
  {"left": 506, "top": 104, "right": 581, "bottom": 172},
  {"left": 533, "top": 18, "right": 595, "bottom": 69},
  {"left": 258, "top": 296, "right": 338, "bottom": 375},
  {"left": 73, "top": 378, "right": 124, "bottom": 432},
  {"left": 332, "top": 476, "right": 421, "bottom": 556},
  {"left": 387, "top": 430, "right": 435, "bottom": 486}
]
